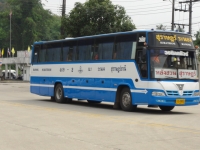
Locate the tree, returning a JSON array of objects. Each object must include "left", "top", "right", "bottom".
[
  {"left": 176, "top": 27, "right": 185, "bottom": 32},
  {"left": 156, "top": 24, "right": 167, "bottom": 31},
  {"left": 194, "top": 30, "right": 200, "bottom": 46},
  {"left": 63, "top": 0, "right": 136, "bottom": 38},
  {"left": 0, "top": 0, "right": 61, "bottom": 51}
]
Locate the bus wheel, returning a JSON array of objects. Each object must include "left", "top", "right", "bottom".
[
  {"left": 159, "top": 106, "right": 174, "bottom": 111},
  {"left": 55, "top": 84, "right": 65, "bottom": 103},
  {"left": 87, "top": 100, "right": 101, "bottom": 104},
  {"left": 120, "top": 88, "right": 136, "bottom": 111}
]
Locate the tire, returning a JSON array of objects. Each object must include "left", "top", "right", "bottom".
[
  {"left": 159, "top": 106, "right": 175, "bottom": 111},
  {"left": 54, "top": 84, "right": 65, "bottom": 103},
  {"left": 87, "top": 100, "right": 102, "bottom": 104},
  {"left": 120, "top": 88, "right": 137, "bottom": 111}
]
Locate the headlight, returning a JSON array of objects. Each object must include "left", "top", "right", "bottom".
[
  {"left": 152, "top": 91, "right": 165, "bottom": 96},
  {"left": 193, "top": 92, "right": 200, "bottom": 96}
]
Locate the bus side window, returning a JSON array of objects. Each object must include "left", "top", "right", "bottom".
[
  {"left": 38, "top": 44, "right": 46, "bottom": 63},
  {"left": 46, "top": 44, "right": 54, "bottom": 62},
  {"left": 77, "top": 39, "right": 94, "bottom": 61},
  {"left": 101, "top": 42, "right": 113, "bottom": 60},
  {"left": 53, "top": 42, "right": 62, "bottom": 62},
  {"left": 62, "top": 40, "right": 76, "bottom": 62},
  {"left": 62, "top": 46, "right": 69, "bottom": 62},
  {"left": 113, "top": 51, "right": 117, "bottom": 59},
  {"left": 67, "top": 48, "right": 73, "bottom": 61},
  {"left": 33, "top": 45, "right": 40, "bottom": 63},
  {"left": 113, "top": 43, "right": 118, "bottom": 59},
  {"left": 115, "top": 34, "right": 136, "bottom": 60},
  {"left": 95, "top": 36, "right": 115, "bottom": 60},
  {"left": 94, "top": 45, "right": 99, "bottom": 60}
]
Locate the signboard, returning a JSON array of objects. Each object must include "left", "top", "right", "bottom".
[
  {"left": 154, "top": 68, "right": 198, "bottom": 79},
  {"left": 155, "top": 68, "right": 177, "bottom": 78},
  {"left": 178, "top": 69, "right": 198, "bottom": 79},
  {"left": 149, "top": 33, "right": 194, "bottom": 49}
]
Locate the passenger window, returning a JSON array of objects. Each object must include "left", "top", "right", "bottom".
[
  {"left": 33, "top": 45, "right": 40, "bottom": 63},
  {"left": 115, "top": 34, "right": 137, "bottom": 60},
  {"left": 46, "top": 46, "right": 54, "bottom": 62},
  {"left": 68, "top": 48, "right": 73, "bottom": 61},
  {"left": 46, "top": 42, "right": 62, "bottom": 62},
  {"left": 77, "top": 39, "right": 94, "bottom": 61},
  {"left": 63, "top": 40, "right": 76, "bottom": 61},
  {"left": 95, "top": 36, "right": 114, "bottom": 60},
  {"left": 92, "top": 44, "right": 99, "bottom": 60},
  {"left": 39, "top": 44, "right": 46, "bottom": 62}
]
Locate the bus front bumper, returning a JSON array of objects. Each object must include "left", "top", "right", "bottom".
[{"left": 149, "top": 96, "right": 200, "bottom": 106}]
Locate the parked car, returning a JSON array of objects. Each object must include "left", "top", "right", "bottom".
[{"left": 2, "top": 70, "right": 17, "bottom": 79}]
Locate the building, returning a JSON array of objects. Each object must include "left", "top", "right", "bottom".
[{"left": 0, "top": 50, "right": 31, "bottom": 81}]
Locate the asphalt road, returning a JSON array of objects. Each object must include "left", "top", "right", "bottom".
[{"left": 0, "top": 83, "right": 200, "bottom": 150}]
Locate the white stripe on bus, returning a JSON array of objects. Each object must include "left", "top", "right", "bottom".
[{"left": 31, "top": 84, "right": 147, "bottom": 93}]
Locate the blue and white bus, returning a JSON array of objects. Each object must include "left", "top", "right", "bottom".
[{"left": 30, "top": 30, "right": 199, "bottom": 111}]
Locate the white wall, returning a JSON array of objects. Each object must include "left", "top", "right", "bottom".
[{"left": 23, "top": 66, "right": 30, "bottom": 81}]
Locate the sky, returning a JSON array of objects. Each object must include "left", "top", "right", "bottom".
[{"left": 41, "top": 0, "right": 200, "bottom": 36}]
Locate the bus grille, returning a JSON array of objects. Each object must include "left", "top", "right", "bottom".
[{"left": 166, "top": 91, "right": 193, "bottom": 96}]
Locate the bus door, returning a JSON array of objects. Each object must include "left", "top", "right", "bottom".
[{"left": 134, "top": 47, "right": 149, "bottom": 104}]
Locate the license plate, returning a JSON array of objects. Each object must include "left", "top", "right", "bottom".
[{"left": 176, "top": 99, "right": 185, "bottom": 105}]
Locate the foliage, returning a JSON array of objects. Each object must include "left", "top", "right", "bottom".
[
  {"left": 156, "top": 24, "right": 167, "bottom": 31},
  {"left": 194, "top": 30, "right": 200, "bottom": 47},
  {"left": 0, "top": 0, "right": 61, "bottom": 52},
  {"left": 63, "top": 0, "right": 136, "bottom": 38},
  {"left": 176, "top": 27, "right": 185, "bottom": 32},
  {"left": 194, "top": 30, "right": 200, "bottom": 61}
]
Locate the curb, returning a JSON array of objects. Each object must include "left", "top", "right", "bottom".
[{"left": 0, "top": 80, "right": 30, "bottom": 83}]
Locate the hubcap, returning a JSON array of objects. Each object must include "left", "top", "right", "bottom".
[
  {"left": 122, "top": 92, "right": 131, "bottom": 108},
  {"left": 56, "top": 87, "right": 62, "bottom": 99}
]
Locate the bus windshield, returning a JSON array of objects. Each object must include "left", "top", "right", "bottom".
[{"left": 150, "top": 49, "right": 198, "bottom": 80}]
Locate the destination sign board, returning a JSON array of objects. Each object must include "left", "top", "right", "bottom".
[{"left": 148, "top": 33, "right": 194, "bottom": 49}]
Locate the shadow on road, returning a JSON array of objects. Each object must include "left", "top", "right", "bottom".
[{"left": 35, "top": 99, "right": 192, "bottom": 115}]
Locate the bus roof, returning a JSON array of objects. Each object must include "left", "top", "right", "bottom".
[{"left": 33, "top": 29, "right": 191, "bottom": 45}]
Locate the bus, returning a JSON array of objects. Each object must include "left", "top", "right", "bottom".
[{"left": 30, "top": 29, "right": 200, "bottom": 112}]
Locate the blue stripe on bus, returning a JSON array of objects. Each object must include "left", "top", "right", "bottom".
[
  {"left": 30, "top": 76, "right": 199, "bottom": 105},
  {"left": 30, "top": 77, "right": 151, "bottom": 104}
]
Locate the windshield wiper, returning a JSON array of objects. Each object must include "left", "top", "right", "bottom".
[
  {"left": 180, "top": 78, "right": 198, "bottom": 80},
  {"left": 165, "top": 76, "right": 177, "bottom": 79}
]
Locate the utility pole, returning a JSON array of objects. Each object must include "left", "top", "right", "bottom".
[
  {"left": 163, "top": 0, "right": 175, "bottom": 31},
  {"left": 61, "top": 0, "right": 66, "bottom": 38},
  {"left": 172, "top": 0, "right": 175, "bottom": 31},
  {"left": 177, "top": 0, "right": 200, "bottom": 34},
  {"left": 62, "top": 0, "right": 66, "bottom": 17},
  {"left": 189, "top": 0, "right": 192, "bottom": 34}
]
